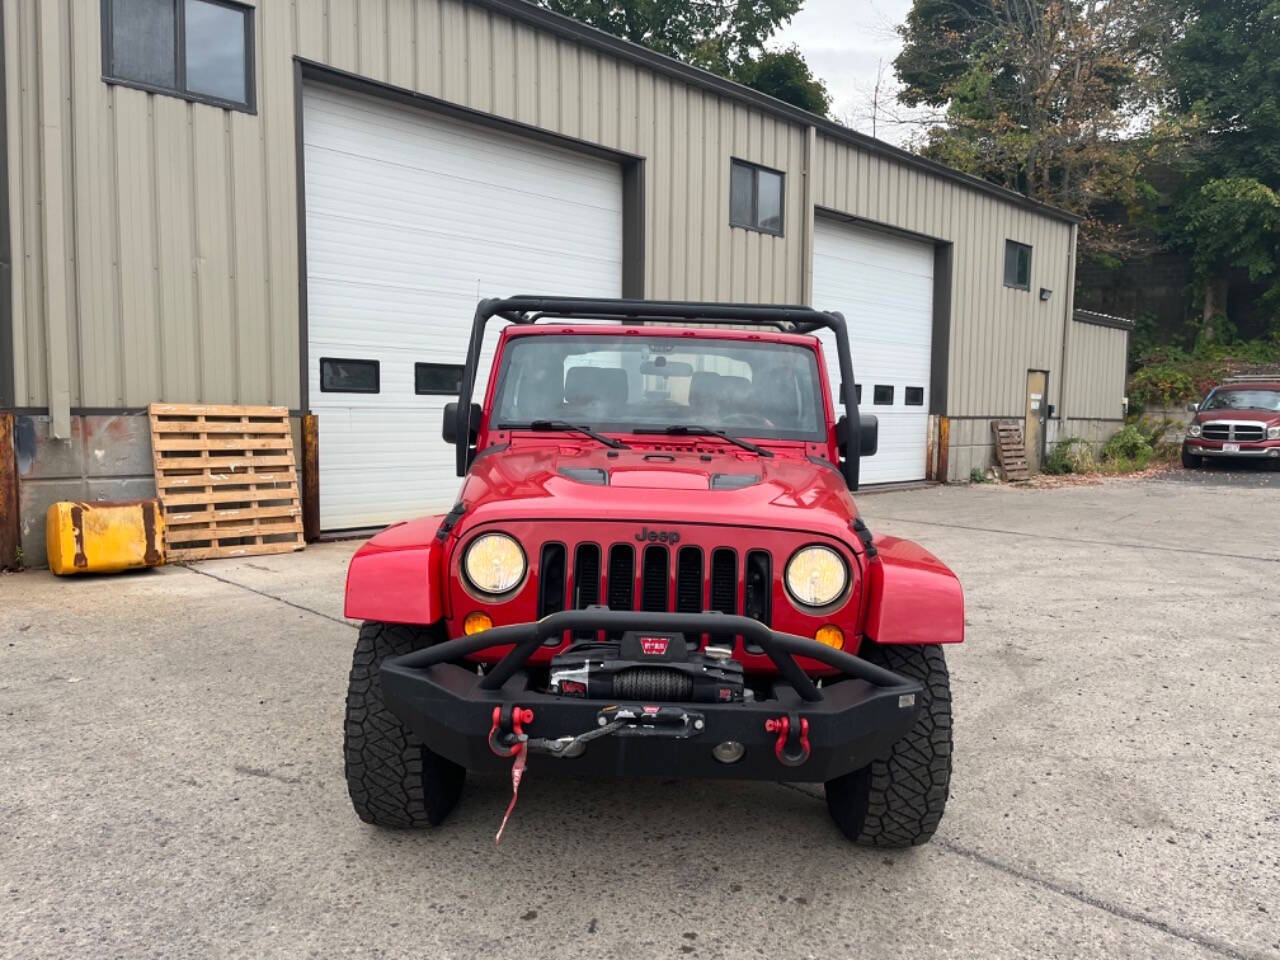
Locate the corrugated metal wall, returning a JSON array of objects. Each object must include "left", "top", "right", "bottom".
[
  {"left": 1063, "top": 319, "right": 1128, "bottom": 421},
  {"left": 5, "top": 0, "right": 1080, "bottom": 421},
  {"left": 811, "top": 137, "right": 1077, "bottom": 419},
  {"left": 5, "top": 0, "right": 812, "bottom": 411}
]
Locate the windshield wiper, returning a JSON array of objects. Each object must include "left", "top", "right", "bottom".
[
  {"left": 634, "top": 425, "right": 774, "bottom": 458},
  {"left": 498, "top": 419, "right": 630, "bottom": 450}
]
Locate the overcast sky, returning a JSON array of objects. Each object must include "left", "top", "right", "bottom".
[{"left": 773, "top": 0, "right": 922, "bottom": 146}]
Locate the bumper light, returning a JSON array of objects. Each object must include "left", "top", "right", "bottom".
[
  {"left": 815, "top": 625, "right": 845, "bottom": 649},
  {"left": 464, "top": 612, "right": 493, "bottom": 635},
  {"left": 712, "top": 741, "right": 745, "bottom": 764}
]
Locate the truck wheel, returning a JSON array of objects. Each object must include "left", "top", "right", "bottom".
[
  {"left": 824, "top": 644, "right": 952, "bottom": 847},
  {"left": 344, "top": 621, "right": 465, "bottom": 828},
  {"left": 1181, "top": 446, "right": 1201, "bottom": 469}
]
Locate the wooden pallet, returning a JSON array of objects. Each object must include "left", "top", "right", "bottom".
[
  {"left": 991, "top": 420, "right": 1031, "bottom": 481},
  {"left": 148, "top": 403, "right": 305, "bottom": 561}
]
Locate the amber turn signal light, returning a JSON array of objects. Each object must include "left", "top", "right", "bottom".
[
  {"left": 814, "top": 625, "right": 844, "bottom": 649},
  {"left": 464, "top": 612, "right": 493, "bottom": 635}
]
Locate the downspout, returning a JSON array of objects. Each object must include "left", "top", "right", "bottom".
[
  {"left": 37, "top": 1, "right": 71, "bottom": 438},
  {"left": 1056, "top": 223, "right": 1078, "bottom": 433},
  {"left": 801, "top": 124, "right": 815, "bottom": 305}
]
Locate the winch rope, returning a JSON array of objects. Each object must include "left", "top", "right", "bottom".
[{"left": 494, "top": 718, "right": 628, "bottom": 845}]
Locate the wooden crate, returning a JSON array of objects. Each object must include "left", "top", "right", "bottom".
[
  {"left": 991, "top": 420, "right": 1031, "bottom": 482},
  {"left": 148, "top": 403, "right": 305, "bottom": 561}
]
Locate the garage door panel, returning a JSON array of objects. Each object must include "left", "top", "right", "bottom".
[
  {"left": 812, "top": 218, "right": 934, "bottom": 485},
  {"left": 305, "top": 85, "right": 623, "bottom": 530}
]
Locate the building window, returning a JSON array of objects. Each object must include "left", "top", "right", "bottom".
[
  {"left": 1003, "top": 240, "right": 1032, "bottom": 290},
  {"left": 102, "top": 0, "right": 255, "bottom": 112},
  {"left": 320, "top": 358, "right": 379, "bottom": 394},
  {"left": 905, "top": 386, "right": 924, "bottom": 406},
  {"left": 873, "top": 385, "right": 894, "bottom": 406},
  {"left": 415, "top": 363, "right": 464, "bottom": 396},
  {"left": 729, "top": 160, "right": 784, "bottom": 236}
]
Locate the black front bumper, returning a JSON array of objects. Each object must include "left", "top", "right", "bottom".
[{"left": 380, "top": 609, "right": 923, "bottom": 783}]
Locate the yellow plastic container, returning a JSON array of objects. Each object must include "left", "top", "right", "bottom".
[{"left": 46, "top": 499, "right": 166, "bottom": 575}]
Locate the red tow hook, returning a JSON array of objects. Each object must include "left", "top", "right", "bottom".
[
  {"left": 765, "top": 714, "right": 810, "bottom": 767},
  {"left": 489, "top": 705, "right": 535, "bottom": 846},
  {"left": 488, "top": 705, "right": 535, "bottom": 758}
]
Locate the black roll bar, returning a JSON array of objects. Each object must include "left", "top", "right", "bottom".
[{"left": 454, "top": 297, "right": 864, "bottom": 489}]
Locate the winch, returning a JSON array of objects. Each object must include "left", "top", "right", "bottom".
[{"left": 547, "top": 632, "right": 745, "bottom": 703}]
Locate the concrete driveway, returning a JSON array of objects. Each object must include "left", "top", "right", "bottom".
[{"left": 3, "top": 473, "right": 1278, "bottom": 959}]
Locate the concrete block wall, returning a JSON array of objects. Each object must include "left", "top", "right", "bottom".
[{"left": 14, "top": 412, "right": 306, "bottom": 568}]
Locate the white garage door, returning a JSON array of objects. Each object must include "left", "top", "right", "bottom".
[
  {"left": 811, "top": 218, "right": 934, "bottom": 485},
  {"left": 303, "top": 86, "right": 623, "bottom": 530}
]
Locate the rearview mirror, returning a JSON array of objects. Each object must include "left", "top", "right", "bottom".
[
  {"left": 1186, "top": 402, "right": 1199, "bottom": 413},
  {"left": 639, "top": 359, "right": 694, "bottom": 377},
  {"left": 442, "top": 402, "right": 481, "bottom": 444}
]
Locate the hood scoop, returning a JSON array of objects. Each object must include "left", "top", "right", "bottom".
[
  {"left": 709, "top": 473, "right": 761, "bottom": 490},
  {"left": 558, "top": 466, "right": 609, "bottom": 486}
]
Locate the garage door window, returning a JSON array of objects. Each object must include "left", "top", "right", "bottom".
[
  {"left": 729, "top": 160, "right": 785, "bottom": 236},
  {"left": 1003, "top": 240, "right": 1032, "bottom": 290},
  {"left": 321, "top": 358, "right": 380, "bottom": 394},
  {"left": 873, "top": 385, "right": 894, "bottom": 405},
  {"left": 102, "top": 0, "right": 255, "bottom": 111},
  {"left": 415, "top": 363, "right": 464, "bottom": 396},
  {"left": 905, "top": 386, "right": 924, "bottom": 406}
]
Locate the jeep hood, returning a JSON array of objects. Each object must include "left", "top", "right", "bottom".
[{"left": 454, "top": 443, "right": 860, "bottom": 543}]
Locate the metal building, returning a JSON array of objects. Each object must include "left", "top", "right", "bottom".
[{"left": 1, "top": 0, "right": 1130, "bottom": 564}]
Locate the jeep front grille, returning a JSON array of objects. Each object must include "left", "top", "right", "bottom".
[{"left": 539, "top": 540, "right": 770, "bottom": 648}]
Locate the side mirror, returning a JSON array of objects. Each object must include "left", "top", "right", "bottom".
[
  {"left": 858, "top": 414, "right": 878, "bottom": 457},
  {"left": 835, "top": 414, "right": 878, "bottom": 458},
  {"left": 1186, "top": 402, "right": 1199, "bottom": 413},
  {"left": 442, "top": 402, "right": 481, "bottom": 444}
]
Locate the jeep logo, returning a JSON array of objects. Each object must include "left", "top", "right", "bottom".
[{"left": 635, "top": 527, "right": 680, "bottom": 544}]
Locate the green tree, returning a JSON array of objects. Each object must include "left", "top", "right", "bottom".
[
  {"left": 892, "top": 0, "right": 1157, "bottom": 262},
  {"left": 1158, "top": 0, "right": 1280, "bottom": 330},
  {"left": 534, "top": 0, "right": 830, "bottom": 115},
  {"left": 733, "top": 45, "right": 830, "bottom": 115}
]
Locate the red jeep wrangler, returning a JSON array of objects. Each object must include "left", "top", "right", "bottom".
[{"left": 343, "top": 298, "right": 964, "bottom": 846}]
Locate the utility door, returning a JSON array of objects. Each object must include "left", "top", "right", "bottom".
[{"left": 1025, "top": 371, "right": 1049, "bottom": 472}]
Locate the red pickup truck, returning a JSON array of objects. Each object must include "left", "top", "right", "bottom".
[{"left": 1182, "top": 380, "right": 1280, "bottom": 468}]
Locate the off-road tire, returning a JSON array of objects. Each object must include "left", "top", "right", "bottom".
[
  {"left": 825, "top": 643, "right": 952, "bottom": 847},
  {"left": 1181, "top": 446, "right": 1201, "bottom": 469},
  {"left": 344, "top": 621, "right": 465, "bottom": 828}
]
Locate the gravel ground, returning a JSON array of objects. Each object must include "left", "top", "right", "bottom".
[{"left": 2, "top": 476, "right": 1278, "bottom": 959}]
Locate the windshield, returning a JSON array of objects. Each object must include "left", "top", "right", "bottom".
[
  {"left": 492, "top": 335, "right": 827, "bottom": 441},
  {"left": 1202, "top": 389, "right": 1280, "bottom": 412}
]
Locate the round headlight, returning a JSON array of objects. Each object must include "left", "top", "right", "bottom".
[
  {"left": 1188, "top": 424, "right": 1202, "bottom": 438},
  {"left": 785, "top": 545, "right": 848, "bottom": 608},
  {"left": 463, "top": 533, "right": 526, "bottom": 595}
]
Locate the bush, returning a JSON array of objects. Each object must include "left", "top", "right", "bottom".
[
  {"left": 969, "top": 467, "right": 992, "bottom": 483},
  {"left": 1127, "top": 338, "right": 1280, "bottom": 408},
  {"left": 1103, "top": 425, "right": 1152, "bottom": 461},
  {"left": 1044, "top": 437, "right": 1097, "bottom": 475}
]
